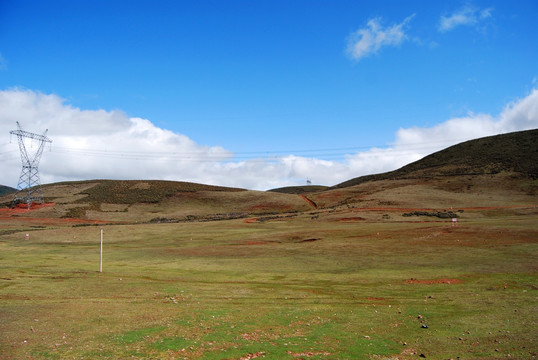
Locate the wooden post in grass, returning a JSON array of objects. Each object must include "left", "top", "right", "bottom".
[{"left": 99, "top": 228, "right": 103, "bottom": 273}]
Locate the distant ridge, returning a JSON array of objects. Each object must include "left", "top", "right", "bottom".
[
  {"left": 47, "top": 179, "right": 245, "bottom": 205},
  {"left": 269, "top": 185, "right": 328, "bottom": 194},
  {"left": 335, "top": 129, "right": 538, "bottom": 189},
  {"left": 0, "top": 185, "right": 16, "bottom": 196}
]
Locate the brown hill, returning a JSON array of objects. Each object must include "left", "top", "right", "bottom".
[
  {"left": 335, "top": 129, "right": 538, "bottom": 189},
  {"left": 306, "top": 130, "right": 537, "bottom": 210},
  {"left": 1, "top": 129, "right": 536, "bottom": 223},
  {"left": 0, "top": 185, "right": 16, "bottom": 196},
  {"left": 269, "top": 185, "right": 328, "bottom": 194},
  {"left": 0, "top": 179, "right": 314, "bottom": 223}
]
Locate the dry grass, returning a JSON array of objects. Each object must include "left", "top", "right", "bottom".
[
  {"left": 0, "top": 159, "right": 537, "bottom": 359},
  {"left": 0, "top": 195, "right": 536, "bottom": 359}
]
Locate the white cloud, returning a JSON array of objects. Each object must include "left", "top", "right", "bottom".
[
  {"left": 346, "top": 14, "right": 415, "bottom": 61},
  {"left": 0, "top": 89, "right": 232, "bottom": 187},
  {"left": 397, "top": 89, "right": 538, "bottom": 144},
  {"left": 1, "top": 88, "right": 537, "bottom": 191},
  {"left": 273, "top": 88, "right": 538, "bottom": 187},
  {"left": 438, "top": 5, "right": 493, "bottom": 32}
]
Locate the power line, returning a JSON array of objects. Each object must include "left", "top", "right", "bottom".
[
  {"left": 1, "top": 134, "right": 472, "bottom": 164},
  {"left": 47, "top": 137, "right": 464, "bottom": 162},
  {"left": 43, "top": 146, "right": 443, "bottom": 164}
]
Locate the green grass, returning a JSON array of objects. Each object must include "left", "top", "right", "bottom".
[
  {"left": 0, "top": 209, "right": 536, "bottom": 359},
  {"left": 1, "top": 130, "right": 536, "bottom": 359}
]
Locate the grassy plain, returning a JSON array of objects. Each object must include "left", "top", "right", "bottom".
[
  {"left": 3, "top": 129, "right": 537, "bottom": 359},
  {"left": 1, "top": 199, "right": 536, "bottom": 359}
]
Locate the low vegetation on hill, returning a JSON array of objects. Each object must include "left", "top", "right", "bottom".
[
  {"left": 0, "top": 129, "right": 536, "bottom": 219},
  {"left": 54, "top": 179, "right": 245, "bottom": 205},
  {"left": 335, "top": 129, "right": 538, "bottom": 189},
  {"left": 0, "top": 185, "right": 16, "bottom": 196},
  {"left": 269, "top": 185, "right": 328, "bottom": 194}
]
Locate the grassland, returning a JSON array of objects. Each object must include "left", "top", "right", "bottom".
[
  {"left": 0, "top": 187, "right": 536, "bottom": 359},
  {"left": 0, "top": 130, "right": 536, "bottom": 359}
]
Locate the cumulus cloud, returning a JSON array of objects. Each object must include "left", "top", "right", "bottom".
[
  {"left": 397, "top": 89, "right": 538, "bottom": 145},
  {"left": 438, "top": 5, "right": 493, "bottom": 32},
  {"left": 0, "top": 89, "right": 232, "bottom": 187},
  {"left": 346, "top": 14, "right": 415, "bottom": 61},
  {"left": 0, "top": 88, "right": 537, "bottom": 190}
]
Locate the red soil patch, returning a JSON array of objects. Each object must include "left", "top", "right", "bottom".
[
  {"left": 299, "top": 195, "right": 317, "bottom": 208},
  {"left": 244, "top": 218, "right": 258, "bottom": 223},
  {"left": 404, "top": 278, "right": 462, "bottom": 285},
  {"left": 0, "top": 202, "right": 56, "bottom": 215},
  {"left": 0, "top": 203, "right": 111, "bottom": 226}
]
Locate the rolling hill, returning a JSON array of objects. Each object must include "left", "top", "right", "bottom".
[
  {"left": 0, "top": 185, "right": 16, "bottom": 196},
  {"left": 334, "top": 129, "right": 538, "bottom": 189},
  {"left": 0, "top": 129, "right": 536, "bottom": 222}
]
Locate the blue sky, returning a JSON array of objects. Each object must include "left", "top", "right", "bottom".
[{"left": 0, "top": 0, "right": 537, "bottom": 189}]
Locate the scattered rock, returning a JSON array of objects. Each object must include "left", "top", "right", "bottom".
[
  {"left": 421, "top": 324, "right": 428, "bottom": 329},
  {"left": 419, "top": 354, "right": 426, "bottom": 358}
]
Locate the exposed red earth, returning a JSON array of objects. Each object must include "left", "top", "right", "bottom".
[
  {"left": 0, "top": 202, "right": 55, "bottom": 214},
  {"left": 298, "top": 194, "right": 317, "bottom": 208},
  {"left": 0, "top": 203, "right": 109, "bottom": 225}
]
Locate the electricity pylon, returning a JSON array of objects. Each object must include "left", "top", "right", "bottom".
[{"left": 10, "top": 122, "right": 52, "bottom": 209}]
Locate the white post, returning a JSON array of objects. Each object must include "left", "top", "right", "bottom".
[{"left": 99, "top": 228, "right": 103, "bottom": 273}]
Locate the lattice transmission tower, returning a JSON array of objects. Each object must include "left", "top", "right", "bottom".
[{"left": 10, "top": 122, "right": 52, "bottom": 208}]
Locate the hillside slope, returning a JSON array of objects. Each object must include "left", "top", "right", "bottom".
[
  {"left": 268, "top": 185, "right": 328, "bottom": 194},
  {"left": 305, "top": 130, "right": 538, "bottom": 210},
  {"left": 0, "top": 185, "right": 16, "bottom": 196},
  {"left": 1, "top": 130, "right": 536, "bottom": 222},
  {"left": 0, "top": 179, "right": 314, "bottom": 222},
  {"left": 335, "top": 129, "right": 538, "bottom": 189}
]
